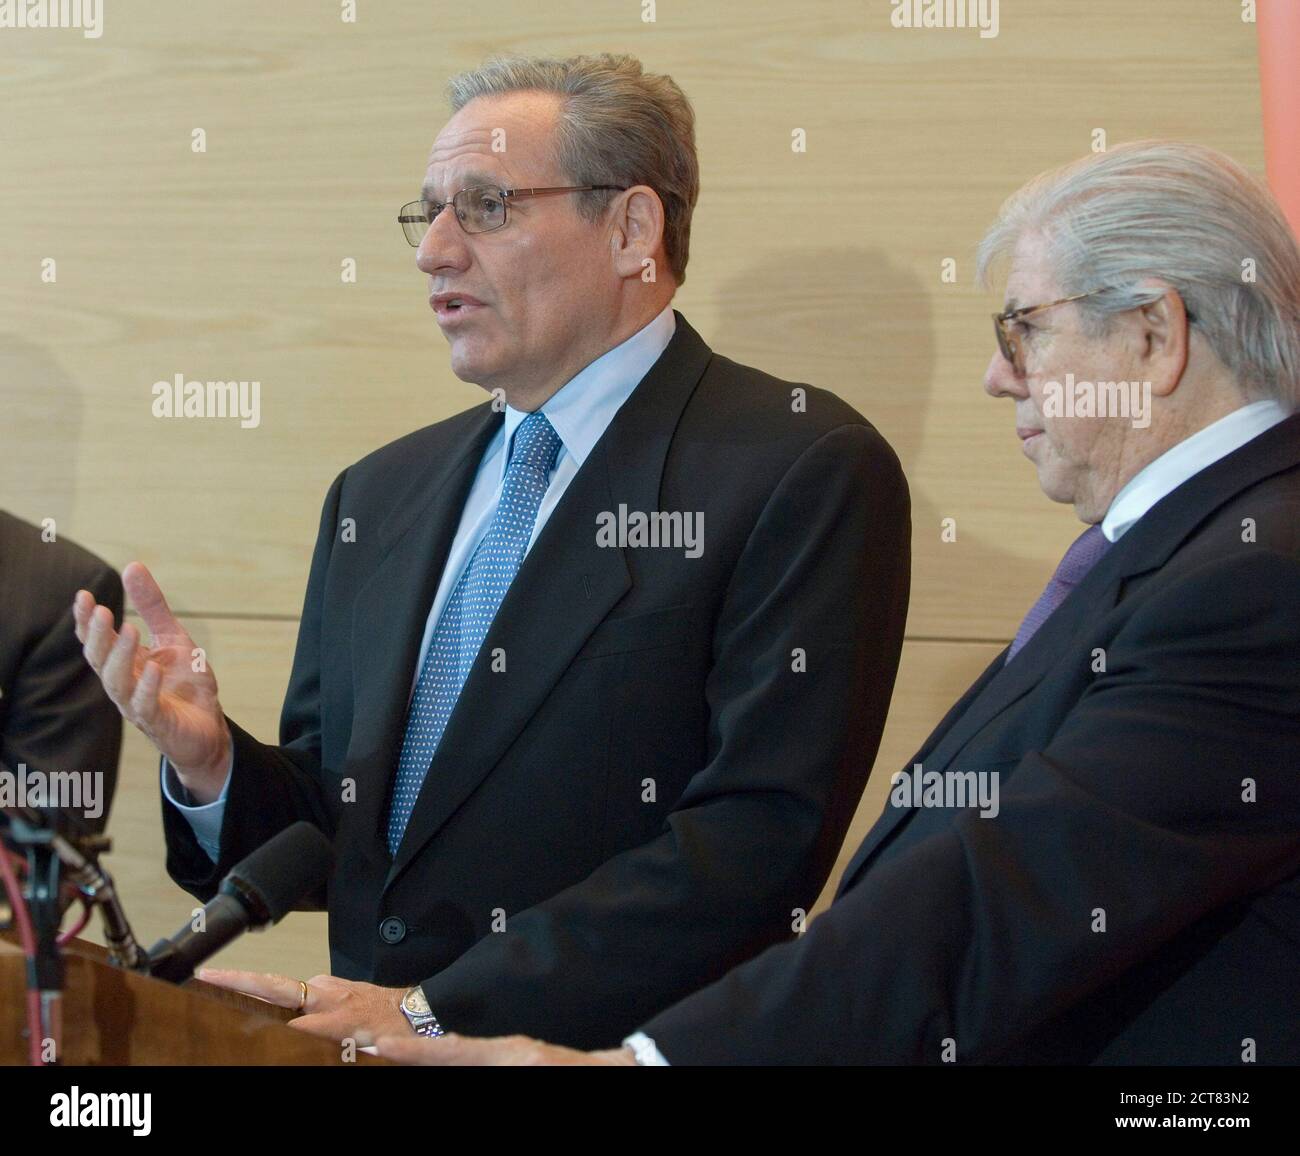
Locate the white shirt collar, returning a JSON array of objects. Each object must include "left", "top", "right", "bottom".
[
  {"left": 1101, "top": 399, "right": 1293, "bottom": 542},
  {"left": 499, "top": 305, "right": 677, "bottom": 481}
]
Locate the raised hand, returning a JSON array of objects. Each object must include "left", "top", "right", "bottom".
[{"left": 74, "top": 561, "right": 232, "bottom": 802}]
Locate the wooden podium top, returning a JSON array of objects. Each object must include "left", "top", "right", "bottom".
[{"left": 1, "top": 933, "right": 389, "bottom": 1065}]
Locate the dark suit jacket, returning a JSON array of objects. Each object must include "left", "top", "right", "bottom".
[
  {"left": 162, "top": 312, "right": 912, "bottom": 1047},
  {"left": 0, "top": 510, "right": 124, "bottom": 833},
  {"left": 643, "top": 413, "right": 1300, "bottom": 1064}
]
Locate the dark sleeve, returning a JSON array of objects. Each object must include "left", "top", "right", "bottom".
[
  {"left": 3, "top": 562, "right": 123, "bottom": 833},
  {"left": 419, "top": 422, "right": 912, "bottom": 1048},
  {"left": 639, "top": 550, "right": 1300, "bottom": 1063},
  {"left": 162, "top": 471, "right": 347, "bottom": 902}
]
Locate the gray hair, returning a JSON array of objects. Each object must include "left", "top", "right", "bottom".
[
  {"left": 977, "top": 140, "right": 1300, "bottom": 404},
  {"left": 447, "top": 53, "right": 699, "bottom": 284}
]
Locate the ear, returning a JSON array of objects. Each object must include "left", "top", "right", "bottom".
[
  {"left": 608, "top": 185, "right": 668, "bottom": 283},
  {"left": 1133, "top": 280, "right": 1190, "bottom": 399}
]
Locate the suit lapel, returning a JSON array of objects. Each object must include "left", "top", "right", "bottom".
[
  {"left": 837, "top": 413, "right": 1300, "bottom": 895},
  {"left": 386, "top": 313, "right": 715, "bottom": 885},
  {"left": 834, "top": 557, "right": 1124, "bottom": 894},
  {"left": 834, "top": 653, "right": 1006, "bottom": 896},
  {"left": 345, "top": 406, "right": 503, "bottom": 866}
]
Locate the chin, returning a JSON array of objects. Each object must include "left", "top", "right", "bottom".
[
  {"left": 1034, "top": 467, "right": 1078, "bottom": 508},
  {"left": 448, "top": 347, "right": 490, "bottom": 385}
]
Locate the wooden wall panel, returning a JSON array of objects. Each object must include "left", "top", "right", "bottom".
[
  {"left": 6, "top": 0, "right": 1262, "bottom": 995},
  {"left": 0, "top": 0, "right": 1262, "bottom": 635}
]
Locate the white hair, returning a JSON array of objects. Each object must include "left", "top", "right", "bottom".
[{"left": 977, "top": 141, "right": 1300, "bottom": 404}]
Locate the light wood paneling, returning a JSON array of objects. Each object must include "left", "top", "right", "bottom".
[{"left": 0, "top": 0, "right": 1262, "bottom": 636}]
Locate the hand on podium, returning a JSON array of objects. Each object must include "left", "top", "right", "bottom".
[
  {"left": 196, "top": 967, "right": 409, "bottom": 1045},
  {"left": 373, "top": 1033, "right": 635, "bottom": 1066},
  {"left": 74, "top": 560, "right": 232, "bottom": 804}
]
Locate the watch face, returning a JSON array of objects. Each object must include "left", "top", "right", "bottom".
[{"left": 403, "top": 986, "right": 431, "bottom": 1016}]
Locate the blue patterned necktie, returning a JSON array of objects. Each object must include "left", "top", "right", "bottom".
[
  {"left": 386, "top": 412, "right": 563, "bottom": 854},
  {"left": 1005, "top": 523, "right": 1112, "bottom": 663}
]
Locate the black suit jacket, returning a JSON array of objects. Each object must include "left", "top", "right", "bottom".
[
  {"left": 162, "top": 312, "right": 911, "bottom": 1047},
  {"left": 643, "top": 413, "right": 1300, "bottom": 1064},
  {"left": 0, "top": 510, "right": 123, "bottom": 832}
]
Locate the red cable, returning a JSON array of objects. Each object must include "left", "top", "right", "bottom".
[
  {"left": 0, "top": 834, "right": 45, "bottom": 1066},
  {"left": 57, "top": 901, "right": 92, "bottom": 945}
]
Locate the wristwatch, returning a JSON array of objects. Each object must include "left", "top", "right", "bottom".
[{"left": 400, "top": 985, "right": 445, "bottom": 1038}]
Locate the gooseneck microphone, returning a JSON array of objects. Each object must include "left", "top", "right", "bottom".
[{"left": 147, "top": 821, "right": 334, "bottom": 983}]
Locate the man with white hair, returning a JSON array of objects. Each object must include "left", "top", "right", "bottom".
[{"left": 378, "top": 140, "right": 1300, "bottom": 1065}]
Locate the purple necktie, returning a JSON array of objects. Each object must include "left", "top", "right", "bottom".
[{"left": 1006, "top": 524, "right": 1112, "bottom": 663}]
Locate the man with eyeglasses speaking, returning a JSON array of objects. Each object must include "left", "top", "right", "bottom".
[
  {"left": 73, "top": 54, "right": 911, "bottom": 1048},
  {"left": 375, "top": 140, "right": 1300, "bottom": 1066}
]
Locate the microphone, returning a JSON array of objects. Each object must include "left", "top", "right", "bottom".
[{"left": 147, "top": 821, "right": 334, "bottom": 983}]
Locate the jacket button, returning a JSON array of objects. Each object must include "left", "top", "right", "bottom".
[{"left": 378, "top": 916, "right": 407, "bottom": 944}]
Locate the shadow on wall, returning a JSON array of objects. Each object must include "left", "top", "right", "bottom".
[
  {"left": 0, "top": 334, "right": 83, "bottom": 535},
  {"left": 710, "top": 247, "right": 1045, "bottom": 639}
]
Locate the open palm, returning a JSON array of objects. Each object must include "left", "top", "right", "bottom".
[{"left": 75, "top": 561, "right": 231, "bottom": 794}]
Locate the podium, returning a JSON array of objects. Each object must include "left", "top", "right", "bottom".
[{"left": 0, "top": 934, "right": 388, "bottom": 1065}]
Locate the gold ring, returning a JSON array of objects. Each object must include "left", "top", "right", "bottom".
[{"left": 296, "top": 979, "right": 309, "bottom": 1012}]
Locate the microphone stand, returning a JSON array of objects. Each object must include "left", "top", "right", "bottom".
[
  {"left": 4, "top": 815, "right": 65, "bottom": 1062},
  {"left": 2, "top": 809, "right": 150, "bottom": 1064}
]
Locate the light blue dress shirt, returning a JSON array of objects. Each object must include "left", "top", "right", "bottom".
[{"left": 164, "top": 305, "right": 677, "bottom": 860}]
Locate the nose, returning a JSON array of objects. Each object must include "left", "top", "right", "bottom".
[
  {"left": 983, "top": 349, "right": 1026, "bottom": 399},
  {"left": 415, "top": 206, "right": 469, "bottom": 277}
]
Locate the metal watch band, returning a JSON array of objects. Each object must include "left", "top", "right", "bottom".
[
  {"left": 411, "top": 1016, "right": 445, "bottom": 1039},
  {"left": 400, "top": 985, "right": 446, "bottom": 1038}
]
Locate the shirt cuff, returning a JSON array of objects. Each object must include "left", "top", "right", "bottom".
[
  {"left": 160, "top": 752, "right": 232, "bottom": 863},
  {"left": 622, "top": 1031, "right": 670, "bottom": 1066}
]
